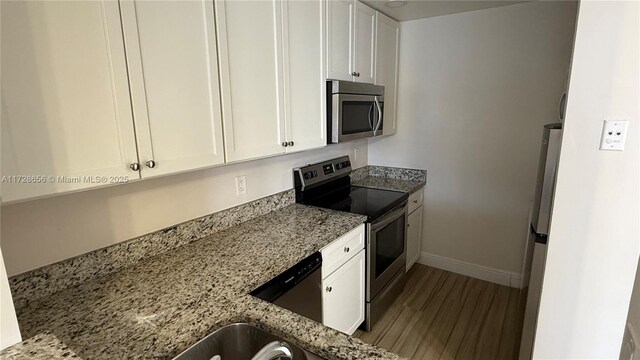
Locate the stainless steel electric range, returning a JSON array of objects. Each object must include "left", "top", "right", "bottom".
[{"left": 294, "top": 156, "right": 408, "bottom": 331}]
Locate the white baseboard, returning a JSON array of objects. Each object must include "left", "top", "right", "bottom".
[{"left": 417, "top": 252, "right": 524, "bottom": 288}]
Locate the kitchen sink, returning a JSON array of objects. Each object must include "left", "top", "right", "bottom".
[{"left": 173, "top": 323, "right": 325, "bottom": 360}]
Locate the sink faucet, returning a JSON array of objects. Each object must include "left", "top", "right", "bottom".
[{"left": 250, "top": 341, "right": 293, "bottom": 360}]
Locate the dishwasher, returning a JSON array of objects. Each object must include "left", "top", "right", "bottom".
[{"left": 250, "top": 252, "right": 322, "bottom": 323}]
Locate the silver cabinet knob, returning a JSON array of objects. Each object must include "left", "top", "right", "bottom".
[
  {"left": 288, "top": 141, "right": 294, "bottom": 147},
  {"left": 326, "top": 286, "right": 332, "bottom": 292},
  {"left": 129, "top": 163, "right": 140, "bottom": 171},
  {"left": 413, "top": 199, "right": 418, "bottom": 204},
  {"left": 282, "top": 142, "right": 288, "bottom": 147},
  {"left": 145, "top": 160, "right": 156, "bottom": 168},
  {"left": 344, "top": 246, "right": 350, "bottom": 253}
]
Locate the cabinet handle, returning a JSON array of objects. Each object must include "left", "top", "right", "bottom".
[
  {"left": 412, "top": 199, "right": 418, "bottom": 204},
  {"left": 357, "top": 72, "right": 361, "bottom": 77},
  {"left": 145, "top": 160, "right": 156, "bottom": 168},
  {"left": 344, "top": 246, "right": 350, "bottom": 253},
  {"left": 288, "top": 141, "right": 294, "bottom": 147},
  {"left": 352, "top": 71, "right": 358, "bottom": 77},
  {"left": 326, "top": 286, "right": 332, "bottom": 292},
  {"left": 282, "top": 142, "right": 288, "bottom": 147},
  {"left": 129, "top": 163, "right": 140, "bottom": 171}
]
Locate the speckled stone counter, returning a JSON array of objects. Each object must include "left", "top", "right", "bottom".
[
  {"left": 352, "top": 165, "right": 426, "bottom": 194},
  {"left": 0, "top": 334, "right": 80, "bottom": 360},
  {"left": 13, "top": 204, "right": 405, "bottom": 360},
  {"left": 353, "top": 176, "right": 424, "bottom": 194}
]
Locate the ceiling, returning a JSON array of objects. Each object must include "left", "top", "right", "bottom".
[{"left": 361, "top": 0, "right": 532, "bottom": 22}]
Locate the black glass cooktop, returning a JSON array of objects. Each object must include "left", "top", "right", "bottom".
[{"left": 306, "top": 185, "right": 408, "bottom": 222}]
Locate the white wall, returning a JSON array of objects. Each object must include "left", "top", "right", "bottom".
[
  {"left": 533, "top": 1, "right": 640, "bottom": 358},
  {"left": 0, "top": 142, "right": 368, "bottom": 276},
  {"left": 368, "top": 1, "right": 577, "bottom": 275}
]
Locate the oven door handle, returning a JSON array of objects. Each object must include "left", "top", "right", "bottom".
[
  {"left": 373, "top": 96, "right": 382, "bottom": 136},
  {"left": 370, "top": 202, "right": 407, "bottom": 232}
]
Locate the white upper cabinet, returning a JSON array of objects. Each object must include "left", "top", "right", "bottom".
[
  {"left": 326, "top": 1, "right": 376, "bottom": 84},
  {"left": 375, "top": 12, "right": 400, "bottom": 135},
  {"left": 353, "top": 2, "right": 376, "bottom": 84},
  {"left": 120, "top": 0, "right": 225, "bottom": 178},
  {"left": 326, "top": 0, "right": 354, "bottom": 81},
  {"left": 2, "top": 0, "right": 328, "bottom": 202},
  {"left": 0, "top": 1, "right": 140, "bottom": 203},
  {"left": 216, "top": 0, "right": 325, "bottom": 161},
  {"left": 283, "top": 0, "right": 326, "bottom": 152},
  {"left": 215, "top": 0, "right": 286, "bottom": 163}
]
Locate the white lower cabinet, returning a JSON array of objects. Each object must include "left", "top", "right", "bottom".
[
  {"left": 321, "top": 224, "right": 366, "bottom": 335},
  {"left": 406, "top": 205, "right": 424, "bottom": 271},
  {"left": 322, "top": 249, "right": 365, "bottom": 335},
  {"left": 406, "top": 187, "right": 425, "bottom": 271}
]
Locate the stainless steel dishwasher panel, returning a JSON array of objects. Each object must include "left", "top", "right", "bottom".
[
  {"left": 272, "top": 268, "right": 322, "bottom": 323},
  {"left": 250, "top": 252, "right": 323, "bottom": 324}
]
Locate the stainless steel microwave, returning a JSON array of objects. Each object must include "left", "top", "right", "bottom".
[{"left": 327, "top": 81, "right": 384, "bottom": 143}]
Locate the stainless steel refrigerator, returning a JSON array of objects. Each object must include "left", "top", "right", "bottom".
[{"left": 519, "top": 123, "right": 563, "bottom": 360}]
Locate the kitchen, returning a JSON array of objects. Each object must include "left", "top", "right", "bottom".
[{"left": 1, "top": 1, "right": 638, "bottom": 360}]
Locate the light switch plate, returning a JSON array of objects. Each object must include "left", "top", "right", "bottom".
[{"left": 600, "top": 120, "right": 629, "bottom": 151}]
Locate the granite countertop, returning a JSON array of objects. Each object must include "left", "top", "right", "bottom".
[
  {"left": 0, "top": 334, "right": 80, "bottom": 360},
  {"left": 12, "top": 204, "right": 404, "bottom": 360},
  {"left": 353, "top": 176, "right": 425, "bottom": 194}
]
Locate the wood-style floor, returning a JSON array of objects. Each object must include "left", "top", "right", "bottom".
[{"left": 354, "top": 264, "right": 526, "bottom": 360}]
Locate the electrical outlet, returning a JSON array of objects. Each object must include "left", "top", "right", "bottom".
[
  {"left": 600, "top": 120, "right": 629, "bottom": 151},
  {"left": 236, "top": 175, "right": 247, "bottom": 196}
]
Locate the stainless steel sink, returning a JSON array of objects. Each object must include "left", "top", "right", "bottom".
[{"left": 173, "top": 323, "right": 325, "bottom": 360}]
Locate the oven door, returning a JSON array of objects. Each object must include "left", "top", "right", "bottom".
[
  {"left": 366, "top": 202, "right": 407, "bottom": 301},
  {"left": 331, "top": 93, "right": 384, "bottom": 143}
]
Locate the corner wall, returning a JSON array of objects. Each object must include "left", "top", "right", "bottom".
[
  {"left": 533, "top": 1, "right": 639, "bottom": 357},
  {"left": 368, "top": 1, "right": 578, "bottom": 276},
  {"left": 0, "top": 141, "right": 368, "bottom": 276}
]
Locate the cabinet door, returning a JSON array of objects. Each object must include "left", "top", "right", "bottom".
[
  {"left": 323, "top": 249, "right": 365, "bottom": 335},
  {"left": 120, "top": 0, "right": 225, "bottom": 178},
  {"left": 375, "top": 12, "right": 399, "bottom": 136},
  {"left": 283, "top": 0, "right": 326, "bottom": 153},
  {"left": 353, "top": 1, "right": 376, "bottom": 84},
  {"left": 406, "top": 205, "right": 424, "bottom": 271},
  {"left": 326, "top": 0, "right": 354, "bottom": 81},
  {"left": 1, "top": 1, "right": 139, "bottom": 203},
  {"left": 215, "top": 0, "right": 286, "bottom": 162}
]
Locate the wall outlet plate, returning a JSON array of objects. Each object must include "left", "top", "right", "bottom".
[
  {"left": 600, "top": 120, "right": 629, "bottom": 151},
  {"left": 236, "top": 175, "right": 247, "bottom": 196}
]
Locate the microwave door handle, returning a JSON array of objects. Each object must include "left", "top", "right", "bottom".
[
  {"left": 368, "top": 102, "right": 374, "bottom": 130},
  {"left": 374, "top": 96, "right": 382, "bottom": 135}
]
